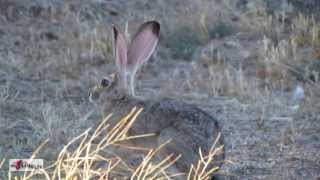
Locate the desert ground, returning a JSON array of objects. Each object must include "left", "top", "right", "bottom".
[{"left": 0, "top": 0, "right": 320, "bottom": 179}]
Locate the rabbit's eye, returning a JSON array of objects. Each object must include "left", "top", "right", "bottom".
[{"left": 101, "top": 78, "right": 110, "bottom": 87}]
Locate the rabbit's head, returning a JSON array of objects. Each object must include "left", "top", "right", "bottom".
[{"left": 89, "top": 21, "right": 160, "bottom": 102}]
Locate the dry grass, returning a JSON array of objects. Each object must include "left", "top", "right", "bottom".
[
  {"left": 9, "top": 108, "right": 223, "bottom": 180},
  {"left": 190, "top": 55, "right": 253, "bottom": 99},
  {"left": 187, "top": 133, "right": 223, "bottom": 180},
  {"left": 255, "top": 11, "right": 320, "bottom": 86},
  {"left": 292, "top": 14, "right": 320, "bottom": 47}
]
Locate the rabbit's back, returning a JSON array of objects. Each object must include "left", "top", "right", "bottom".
[{"left": 104, "top": 97, "right": 224, "bottom": 171}]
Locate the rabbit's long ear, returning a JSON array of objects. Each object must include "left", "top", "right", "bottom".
[
  {"left": 127, "top": 21, "right": 160, "bottom": 71},
  {"left": 113, "top": 24, "right": 128, "bottom": 88},
  {"left": 113, "top": 24, "right": 127, "bottom": 74}
]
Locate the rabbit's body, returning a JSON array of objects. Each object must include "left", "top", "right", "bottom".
[
  {"left": 104, "top": 96, "right": 224, "bottom": 175},
  {"left": 89, "top": 21, "right": 225, "bottom": 177}
]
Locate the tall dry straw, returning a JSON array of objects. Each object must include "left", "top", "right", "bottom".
[{"left": 9, "top": 107, "right": 223, "bottom": 180}]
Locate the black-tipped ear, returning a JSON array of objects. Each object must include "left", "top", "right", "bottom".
[{"left": 127, "top": 21, "right": 160, "bottom": 69}]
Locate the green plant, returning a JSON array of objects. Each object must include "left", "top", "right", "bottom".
[
  {"left": 166, "top": 26, "right": 203, "bottom": 60},
  {"left": 209, "top": 21, "right": 233, "bottom": 38}
]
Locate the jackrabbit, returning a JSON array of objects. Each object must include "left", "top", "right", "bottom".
[{"left": 89, "top": 21, "right": 224, "bottom": 178}]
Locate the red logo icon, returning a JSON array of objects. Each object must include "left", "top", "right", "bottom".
[{"left": 14, "top": 160, "right": 22, "bottom": 170}]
